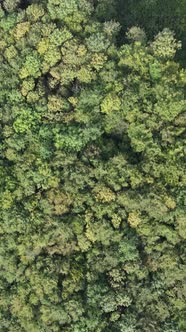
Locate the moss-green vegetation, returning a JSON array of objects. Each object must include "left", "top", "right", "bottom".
[{"left": 0, "top": 0, "right": 185, "bottom": 331}]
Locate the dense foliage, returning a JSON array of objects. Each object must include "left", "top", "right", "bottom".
[
  {"left": 95, "top": 0, "right": 186, "bottom": 64},
  {"left": 0, "top": 0, "right": 186, "bottom": 331}
]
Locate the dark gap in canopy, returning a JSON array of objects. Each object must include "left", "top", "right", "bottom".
[{"left": 19, "top": 0, "right": 32, "bottom": 10}]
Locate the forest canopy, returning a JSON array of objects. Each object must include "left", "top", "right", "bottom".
[{"left": 0, "top": 0, "right": 186, "bottom": 331}]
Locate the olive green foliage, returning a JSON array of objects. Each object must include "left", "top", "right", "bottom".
[
  {"left": 0, "top": 0, "right": 186, "bottom": 331},
  {"left": 108, "top": 0, "right": 186, "bottom": 38},
  {"left": 95, "top": 0, "right": 186, "bottom": 64}
]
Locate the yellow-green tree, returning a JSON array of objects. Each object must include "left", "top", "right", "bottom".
[{"left": 0, "top": 1, "right": 185, "bottom": 331}]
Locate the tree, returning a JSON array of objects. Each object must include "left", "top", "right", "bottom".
[{"left": 0, "top": 1, "right": 186, "bottom": 331}]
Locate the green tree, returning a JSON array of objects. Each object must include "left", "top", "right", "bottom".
[{"left": 0, "top": 1, "right": 186, "bottom": 331}]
